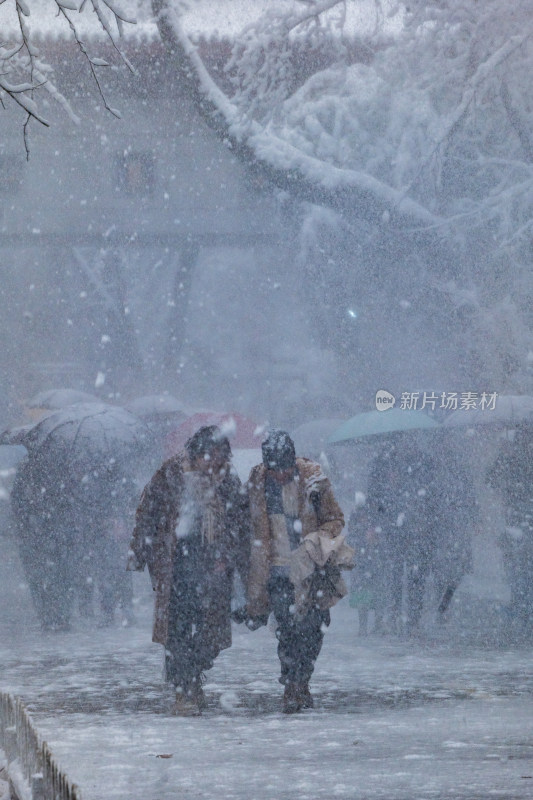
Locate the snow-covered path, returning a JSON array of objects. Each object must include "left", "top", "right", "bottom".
[{"left": 1, "top": 528, "right": 533, "bottom": 800}]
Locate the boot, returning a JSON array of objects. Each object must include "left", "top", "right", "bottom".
[
  {"left": 171, "top": 690, "right": 201, "bottom": 717},
  {"left": 190, "top": 680, "right": 207, "bottom": 711},
  {"left": 283, "top": 682, "right": 313, "bottom": 713},
  {"left": 283, "top": 683, "right": 302, "bottom": 714},
  {"left": 358, "top": 608, "right": 369, "bottom": 636},
  {"left": 298, "top": 682, "right": 314, "bottom": 709}
]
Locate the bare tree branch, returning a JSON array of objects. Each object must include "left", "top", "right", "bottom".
[{"left": 1, "top": 0, "right": 136, "bottom": 150}]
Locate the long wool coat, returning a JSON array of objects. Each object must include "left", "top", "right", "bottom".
[
  {"left": 246, "top": 458, "right": 345, "bottom": 618},
  {"left": 128, "top": 453, "right": 250, "bottom": 645}
]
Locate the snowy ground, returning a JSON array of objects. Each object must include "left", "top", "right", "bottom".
[{"left": 1, "top": 526, "right": 533, "bottom": 800}]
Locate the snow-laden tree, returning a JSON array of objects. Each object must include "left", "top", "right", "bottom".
[
  {"left": 3, "top": 0, "right": 533, "bottom": 399},
  {"left": 149, "top": 0, "right": 533, "bottom": 394}
]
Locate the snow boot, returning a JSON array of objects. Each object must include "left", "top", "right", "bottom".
[
  {"left": 190, "top": 677, "right": 207, "bottom": 711},
  {"left": 283, "top": 683, "right": 302, "bottom": 714},
  {"left": 283, "top": 682, "right": 313, "bottom": 713},
  {"left": 171, "top": 691, "right": 201, "bottom": 717},
  {"left": 299, "top": 683, "right": 314, "bottom": 709}
]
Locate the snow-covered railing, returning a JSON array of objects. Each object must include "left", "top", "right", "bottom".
[{"left": 0, "top": 692, "right": 81, "bottom": 800}]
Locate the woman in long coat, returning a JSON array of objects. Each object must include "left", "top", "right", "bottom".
[{"left": 128, "top": 425, "right": 250, "bottom": 714}]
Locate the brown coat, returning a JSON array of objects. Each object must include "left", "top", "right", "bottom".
[
  {"left": 246, "top": 458, "right": 346, "bottom": 617},
  {"left": 128, "top": 453, "right": 250, "bottom": 645}
]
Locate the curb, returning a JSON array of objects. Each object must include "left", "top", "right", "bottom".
[{"left": 0, "top": 693, "right": 81, "bottom": 800}]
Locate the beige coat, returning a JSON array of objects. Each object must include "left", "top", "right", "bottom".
[
  {"left": 128, "top": 453, "right": 250, "bottom": 645},
  {"left": 246, "top": 458, "right": 348, "bottom": 618}
]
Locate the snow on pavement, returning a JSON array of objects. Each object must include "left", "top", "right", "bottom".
[
  {"left": 1, "top": 524, "right": 533, "bottom": 800},
  {"left": 1, "top": 571, "right": 533, "bottom": 800}
]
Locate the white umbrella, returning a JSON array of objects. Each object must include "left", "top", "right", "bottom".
[
  {"left": 125, "top": 394, "right": 190, "bottom": 419},
  {"left": 443, "top": 395, "right": 533, "bottom": 428},
  {"left": 27, "top": 388, "right": 100, "bottom": 410}
]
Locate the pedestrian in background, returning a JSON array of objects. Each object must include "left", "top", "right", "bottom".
[
  {"left": 364, "top": 434, "right": 437, "bottom": 637},
  {"left": 346, "top": 491, "right": 388, "bottom": 635},
  {"left": 487, "top": 424, "right": 533, "bottom": 641}
]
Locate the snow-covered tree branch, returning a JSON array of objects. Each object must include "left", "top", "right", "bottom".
[
  {"left": 150, "top": 0, "right": 533, "bottom": 389},
  {"left": 150, "top": 0, "right": 533, "bottom": 252},
  {"left": 0, "top": 0, "right": 135, "bottom": 154}
]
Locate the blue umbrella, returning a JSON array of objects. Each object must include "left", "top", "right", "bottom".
[{"left": 327, "top": 408, "right": 439, "bottom": 444}]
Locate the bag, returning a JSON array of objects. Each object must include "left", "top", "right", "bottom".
[{"left": 309, "top": 562, "right": 346, "bottom": 609}]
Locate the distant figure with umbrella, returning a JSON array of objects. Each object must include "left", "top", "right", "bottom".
[
  {"left": 487, "top": 423, "right": 533, "bottom": 640},
  {"left": 364, "top": 433, "right": 438, "bottom": 636},
  {"left": 430, "top": 435, "right": 478, "bottom": 624},
  {"left": 11, "top": 450, "right": 74, "bottom": 631},
  {"left": 8, "top": 403, "right": 148, "bottom": 630},
  {"left": 328, "top": 410, "right": 440, "bottom": 636}
]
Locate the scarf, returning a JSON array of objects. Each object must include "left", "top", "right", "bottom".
[{"left": 264, "top": 472, "right": 302, "bottom": 571}]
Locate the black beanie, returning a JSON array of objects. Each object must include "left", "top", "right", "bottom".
[
  {"left": 185, "top": 425, "right": 231, "bottom": 461},
  {"left": 262, "top": 430, "right": 296, "bottom": 470}
]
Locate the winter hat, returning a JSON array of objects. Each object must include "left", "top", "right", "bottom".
[
  {"left": 185, "top": 425, "right": 231, "bottom": 461},
  {"left": 262, "top": 430, "right": 296, "bottom": 470}
]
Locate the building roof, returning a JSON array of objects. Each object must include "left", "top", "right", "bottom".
[{"left": 2, "top": 0, "right": 394, "bottom": 42}]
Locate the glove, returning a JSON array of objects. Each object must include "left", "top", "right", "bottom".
[
  {"left": 245, "top": 614, "right": 269, "bottom": 631},
  {"left": 230, "top": 607, "right": 268, "bottom": 630},
  {"left": 230, "top": 606, "right": 248, "bottom": 624}
]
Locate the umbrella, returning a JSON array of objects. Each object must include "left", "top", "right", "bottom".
[
  {"left": 20, "top": 402, "right": 150, "bottom": 466},
  {"left": 26, "top": 388, "right": 100, "bottom": 410},
  {"left": 0, "top": 423, "right": 34, "bottom": 447},
  {"left": 164, "top": 411, "right": 266, "bottom": 457},
  {"left": 328, "top": 409, "right": 439, "bottom": 444},
  {"left": 442, "top": 394, "right": 533, "bottom": 428},
  {"left": 291, "top": 418, "right": 345, "bottom": 458},
  {"left": 125, "top": 394, "right": 190, "bottom": 419}
]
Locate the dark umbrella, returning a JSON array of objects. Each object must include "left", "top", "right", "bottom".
[
  {"left": 20, "top": 403, "right": 150, "bottom": 467},
  {"left": 0, "top": 423, "right": 34, "bottom": 446}
]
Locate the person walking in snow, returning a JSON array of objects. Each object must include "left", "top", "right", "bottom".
[
  {"left": 487, "top": 424, "right": 533, "bottom": 641},
  {"left": 364, "top": 434, "right": 437, "bottom": 637},
  {"left": 430, "top": 439, "right": 478, "bottom": 625},
  {"left": 242, "top": 430, "right": 351, "bottom": 714},
  {"left": 127, "top": 425, "right": 250, "bottom": 715},
  {"left": 346, "top": 494, "right": 389, "bottom": 636}
]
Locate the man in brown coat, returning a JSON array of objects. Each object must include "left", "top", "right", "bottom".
[
  {"left": 244, "top": 430, "right": 349, "bottom": 713},
  {"left": 127, "top": 425, "right": 250, "bottom": 715}
]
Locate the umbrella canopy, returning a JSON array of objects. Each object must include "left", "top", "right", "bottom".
[
  {"left": 20, "top": 402, "right": 150, "bottom": 467},
  {"left": 291, "top": 418, "right": 345, "bottom": 458},
  {"left": 164, "top": 411, "right": 265, "bottom": 457},
  {"left": 328, "top": 409, "right": 439, "bottom": 444},
  {"left": 125, "top": 394, "right": 190, "bottom": 419},
  {"left": 443, "top": 394, "right": 533, "bottom": 428},
  {"left": 26, "top": 388, "right": 100, "bottom": 410},
  {"left": 0, "top": 423, "right": 34, "bottom": 447}
]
